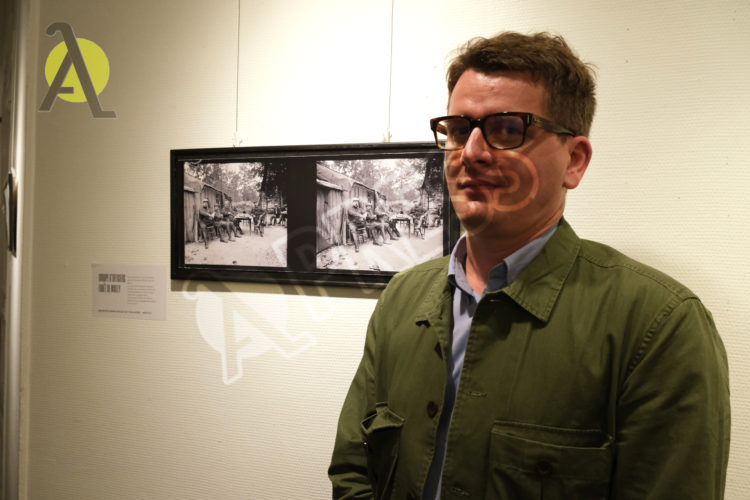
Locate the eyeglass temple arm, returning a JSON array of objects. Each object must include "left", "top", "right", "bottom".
[{"left": 531, "top": 115, "right": 576, "bottom": 136}]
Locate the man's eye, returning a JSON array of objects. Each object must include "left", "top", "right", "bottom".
[
  {"left": 489, "top": 120, "right": 522, "bottom": 137},
  {"left": 448, "top": 124, "right": 470, "bottom": 138},
  {"left": 505, "top": 125, "right": 523, "bottom": 136}
]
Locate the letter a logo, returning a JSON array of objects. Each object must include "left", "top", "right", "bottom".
[{"left": 39, "top": 23, "right": 116, "bottom": 118}]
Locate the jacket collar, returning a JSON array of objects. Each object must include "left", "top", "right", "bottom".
[
  {"left": 413, "top": 218, "right": 581, "bottom": 325},
  {"left": 496, "top": 218, "right": 580, "bottom": 323}
]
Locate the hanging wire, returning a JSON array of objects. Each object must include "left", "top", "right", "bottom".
[
  {"left": 233, "top": 0, "right": 242, "bottom": 146},
  {"left": 384, "top": 0, "right": 394, "bottom": 143}
]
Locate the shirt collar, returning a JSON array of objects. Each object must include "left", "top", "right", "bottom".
[{"left": 448, "top": 222, "right": 559, "bottom": 298}]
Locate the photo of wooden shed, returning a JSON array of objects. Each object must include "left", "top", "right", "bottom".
[
  {"left": 316, "top": 164, "right": 382, "bottom": 253},
  {"left": 183, "top": 171, "right": 233, "bottom": 244}
]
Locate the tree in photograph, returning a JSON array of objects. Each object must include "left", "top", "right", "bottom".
[
  {"left": 223, "top": 163, "right": 263, "bottom": 205},
  {"left": 258, "top": 161, "right": 287, "bottom": 209},
  {"left": 323, "top": 157, "right": 428, "bottom": 204},
  {"left": 420, "top": 153, "right": 444, "bottom": 212},
  {"left": 185, "top": 161, "right": 222, "bottom": 188}
]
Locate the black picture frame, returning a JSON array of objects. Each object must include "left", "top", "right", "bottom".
[
  {"left": 5, "top": 171, "right": 17, "bottom": 256},
  {"left": 170, "top": 143, "right": 460, "bottom": 288}
]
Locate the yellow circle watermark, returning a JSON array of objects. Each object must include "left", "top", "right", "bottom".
[{"left": 44, "top": 38, "right": 110, "bottom": 103}]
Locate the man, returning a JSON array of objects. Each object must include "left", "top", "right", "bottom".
[
  {"left": 279, "top": 205, "right": 288, "bottom": 227},
  {"left": 347, "top": 198, "right": 367, "bottom": 252},
  {"left": 377, "top": 199, "right": 400, "bottom": 240},
  {"left": 329, "top": 32, "right": 729, "bottom": 499},
  {"left": 222, "top": 202, "right": 242, "bottom": 237},
  {"left": 214, "top": 208, "right": 235, "bottom": 242},
  {"left": 270, "top": 205, "right": 281, "bottom": 225},
  {"left": 198, "top": 199, "right": 223, "bottom": 247},
  {"left": 409, "top": 206, "right": 425, "bottom": 238},
  {"left": 418, "top": 211, "right": 429, "bottom": 240},
  {"left": 224, "top": 203, "right": 243, "bottom": 236},
  {"left": 252, "top": 206, "right": 266, "bottom": 237},
  {"left": 365, "top": 202, "right": 388, "bottom": 246}
]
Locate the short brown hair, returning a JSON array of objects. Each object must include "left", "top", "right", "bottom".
[{"left": 447, "top": 32, "right": 596, "bottom": 137}]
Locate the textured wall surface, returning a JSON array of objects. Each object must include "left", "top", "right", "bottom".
[{"left": 21, "top": 0, "right": 749, "bottom": 498}]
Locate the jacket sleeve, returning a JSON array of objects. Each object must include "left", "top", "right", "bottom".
[
  {"left": 612, "top": 297, "right": 730, "bottom": 499},
  {"left": 328, "top": 297, "right": 383, "bottom": 499}
]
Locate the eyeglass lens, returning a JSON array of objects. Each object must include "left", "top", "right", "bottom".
[{"left": 435, "top": 115, "right": 525, "bottom": 150}]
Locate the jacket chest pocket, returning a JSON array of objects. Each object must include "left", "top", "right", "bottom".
[
  {"left": 486, "top": 421, "right": 613, "bottom": 500},
  {"left": 360, "top": 404, "right": 405, "bottom": 500}
]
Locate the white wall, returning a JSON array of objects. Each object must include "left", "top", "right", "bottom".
[{"left": 20, "top": 0, "right": 750, "bottom": 498}]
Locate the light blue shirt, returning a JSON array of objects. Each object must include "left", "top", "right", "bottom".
[{"left": 424, "top": 223, "right": 558, "bottom": 499}]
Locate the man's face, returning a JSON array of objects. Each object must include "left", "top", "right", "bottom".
[{"left": 445, "top": 69, "right": 588, "bottom": 239}]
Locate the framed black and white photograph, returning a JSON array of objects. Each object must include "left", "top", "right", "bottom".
[
  {"left": 182, "top": 160, "right": 288, "bottom": 268},
  {"left": 171, "top": 143, "right": 460, "bottom": 288}
]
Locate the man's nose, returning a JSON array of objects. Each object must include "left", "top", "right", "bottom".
[{"left": 461, "top": 126, "right": 492, "bottom": 164}]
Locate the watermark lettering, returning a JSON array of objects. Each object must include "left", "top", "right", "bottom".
[
  {"left": 39, "top": 22, "right": 116, "bottom": 118},
  {"left": 183, "top": 281, "right": 317, "bottom": 385}
]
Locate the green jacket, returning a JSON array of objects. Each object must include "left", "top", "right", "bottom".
[{"left": 329, "top": 219, "right": 730, "bottom": 499}]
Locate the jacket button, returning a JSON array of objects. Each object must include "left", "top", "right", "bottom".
[
  {"left": 535, "top": 460, "right": 553, "bottom": 476},
  {"left": 426, "top": 401, "right": 439, "bottom": 418},
  {"left": 362, "top": 440, "right": 371, "bottom": 454}
]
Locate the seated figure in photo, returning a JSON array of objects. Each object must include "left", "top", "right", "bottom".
[
  {"left": 365, "top": 202, "right": 388, "bottom": 246},
  {"left": 198, "top": 199, "right": 223, "bottom": 247},
  {"left": 347, "top": 198, "right": 368, "bottom": 252},
  {"left": 376, "top": 199, "right": 399, "bottom": 240},
  {"left": 432, "top": 206, "right": 442, "bottom": 227},
  {"left": 223, "top": 203, "right": 242, "bottom": 236},
  {"left": 252, "top": 207, "right": 266, "bottom": 237},
  {"left": 419, "top": 211, "right": 429, "bottom": 239},
  {"left": 214, "top": 211, "right": 235, "bottom": 242},
  {"left": 270, "top": 206, "right": 281, "bottom": 225},
  {"left": 409, "top": 206, "right": 427, "bottom": 238}
]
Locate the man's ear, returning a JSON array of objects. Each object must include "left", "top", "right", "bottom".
[{"left": 563, "top": 135, "right": 592, "bottom": 189}]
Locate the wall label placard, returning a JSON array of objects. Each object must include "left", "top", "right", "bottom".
[{"left": 92, "top": 264, "right": 166, "bottom": 320}]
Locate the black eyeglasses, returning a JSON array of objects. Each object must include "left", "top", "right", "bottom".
[{"left": 429, "top": 112, "right": 577, "bottom": 151}]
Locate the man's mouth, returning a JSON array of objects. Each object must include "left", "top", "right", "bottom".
[{"left": 456, "top": 177, "right": 511, "bottom": 190}]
